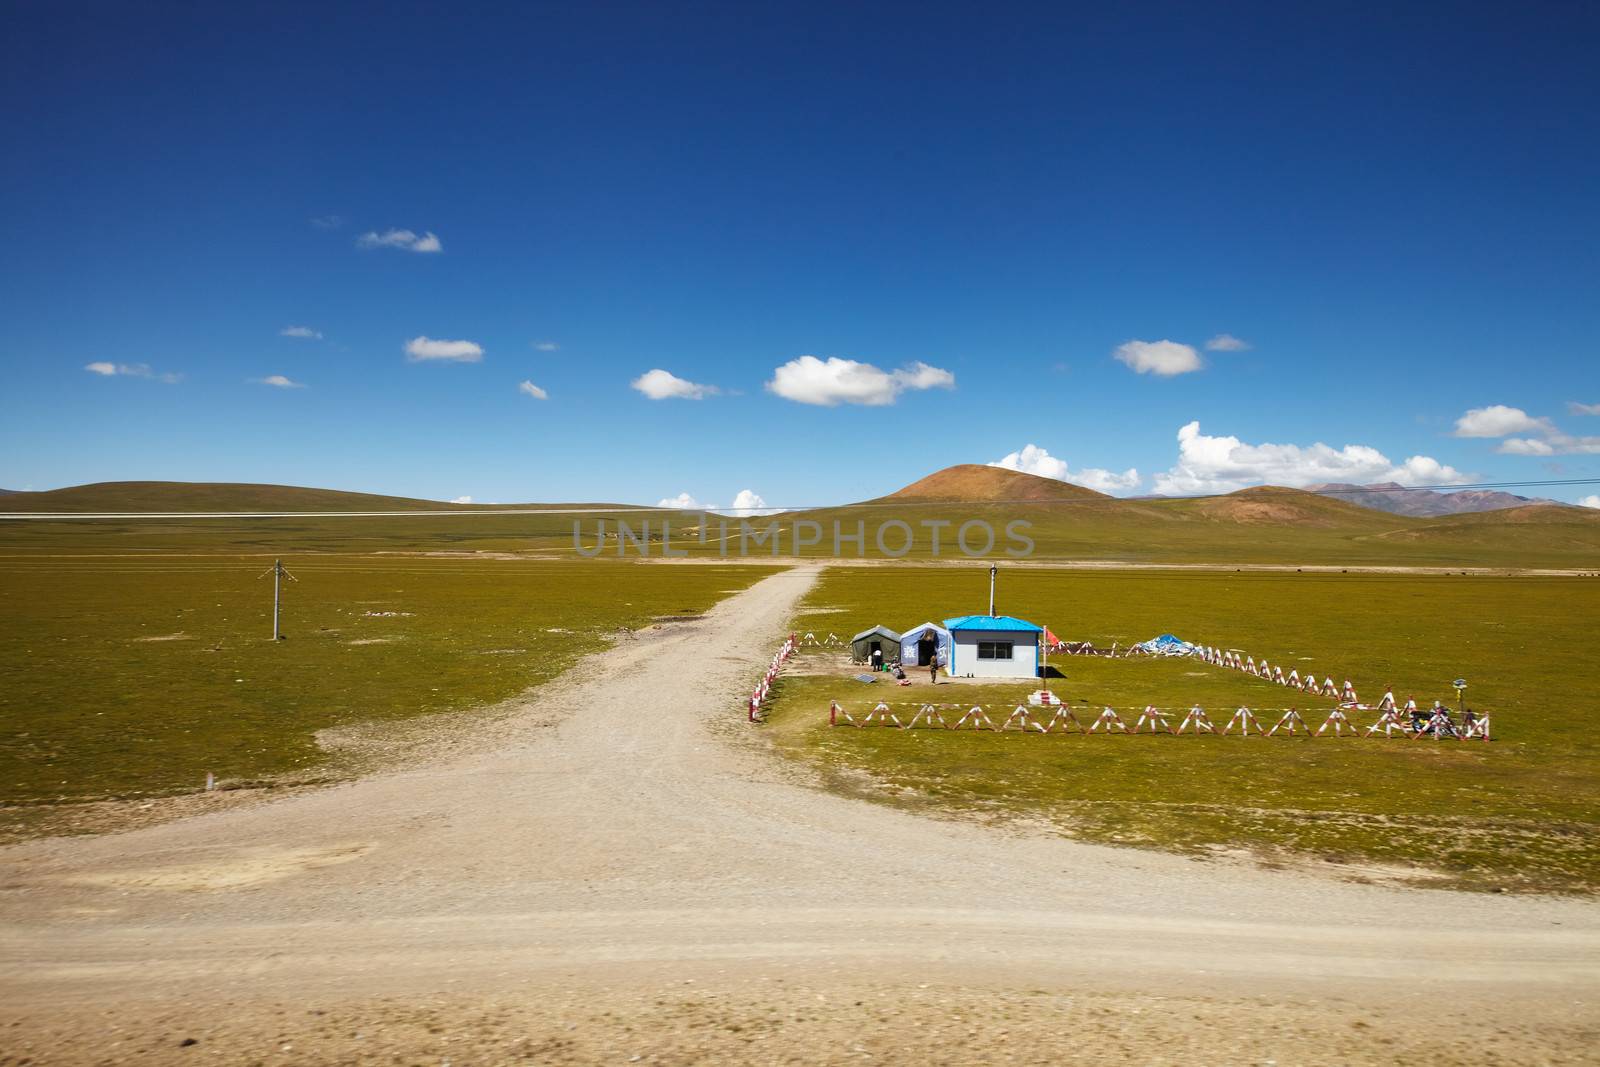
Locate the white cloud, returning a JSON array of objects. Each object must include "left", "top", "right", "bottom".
[
  {"left": 725, "top": 489, "right": 783, "bottom": 517},
  {"left": 450, "top": 495, "right": 473, "bottom": 504},
  {"left": 1498, "top": 432, "right": 1600, "bottom": 456},
  {"left": 252, "top": 374, "right": 305, "bottom": 388},
  {"left": 357, "top": 228, "right": 443, "bottom": 253},
  {"left": 1072, "top": 466, "right": 1144, "bottom": 493},
  {"left": 1578, "top": 495, "right": 1600, "bottom": 509},
  {"left": 280, "top": 326, "right": 322, "bottom": 339},
  {"left": 631, "top": 368, "right": 719, "bottom": 400},
  {"left": 532, "top": 341, "right": 559, "bottom": 352},
  {"left": 765, "top": 355, "right": 955, "bottom": 406},
  {"left": 310, "top": 214, "right": 344, "bottom": 229},
  {"left": 1453, "top": 405, "right": 1553, "bottom": 438},
  {"left": 988, "top": 444, "right": 1140, "bottom": 494},
  {"left": 993, "top": 443, "right": 1068, "bottom": 480},
  {"left": 1114, "top": 339, "right": 1203, "bottom": 376},
  {"left": 1204, "top": 333, "right": 1251, "bottom": 352},
  {"left": 1153, "top": 421, "right": 1471, "bottom": 495},
  {"left": 657, "top": 492, "right": 711, "bottom": 510},
  {"left": 405, "top": 336, "right": 483, "bottom": 362},
  {"left": 1496, "top": 437, "right": 1553, "bottom": 457},
  {"left": 1446, "top": 404, "right": 1600, "bottom": 455},
  {"left": 83, "top": 361, "right": 181, "bottom": 383},
  {"left": 892, "top": 361, "right": 957, "bottom": 391},
  {"left": 517, "top": 379, "right": 548, "bottom": 400}
]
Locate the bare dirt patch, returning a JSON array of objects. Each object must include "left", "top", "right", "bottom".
[{"left": 71, "top": 842, "right": 375, "bottom": 891}]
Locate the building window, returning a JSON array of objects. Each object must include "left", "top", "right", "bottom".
[{"left": 977, "top": 641, "right": 1013, "bottom": 660}]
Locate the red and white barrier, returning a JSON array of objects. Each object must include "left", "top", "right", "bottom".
[
  {"left": 954, "top": 705, "right": 998, "bottom": 731},
  {"left": 860, "top": 701, "right": 902, "bottom": 728},
  {"left": 1090, "top": 706, "right": 1129, "bottom": 733},
  {"left": 821, "top": 693, "right": 1496, "bottom": 743},
  {"left": 1222, "top": 706, "right": 1265, "bottom": 736},
  {"left": 1267, "top": 708, "right": 1312, "bottom": 737},
  {"left": 1316, "top": 707, "right": 1357, "bottom": 737},
  {"left": 749, "top": 633, "right": 798, "bottom": 722},
  {"left": 1132, "top": 705, "right": 1173, "bottom": 734},
  {"left": 1364, "top": 709, "right": 1408, "bottom": 738},
  {"left": 1002, "top": 706, "right": 1048, "bottom": 733}
]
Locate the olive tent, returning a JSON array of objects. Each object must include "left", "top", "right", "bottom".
[
  {"left": 850, "top": 625, "right": 904, "bottom": 665},
  {"left": 898, "top": 622, "right": 952, "bottom": 667}
]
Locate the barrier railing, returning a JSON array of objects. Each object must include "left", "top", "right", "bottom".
[
  {"left": 826, "top": 700, "right": 1490, "bottom": 740},
  {"left": 748, "top": 633, "right": 798, "bottom": 722}
]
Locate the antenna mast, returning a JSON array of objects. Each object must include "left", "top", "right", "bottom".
[{"left": 989, "top": 562, "right": 997, "bottom": 616}]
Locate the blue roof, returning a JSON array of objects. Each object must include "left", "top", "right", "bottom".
[{"left": 943, "top": 614, "right": 1043, "bottom": 633}]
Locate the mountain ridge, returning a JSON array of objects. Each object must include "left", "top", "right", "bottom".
[{"left": 1306, "top": 480, "right": 1564, "bottom": 517}]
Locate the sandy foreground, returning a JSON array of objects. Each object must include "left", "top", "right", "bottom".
[{"left": 2, "top": 565, "right": 1596, "bottom": 1065}]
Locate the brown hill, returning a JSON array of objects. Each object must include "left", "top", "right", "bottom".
[
  {"left": 1413, "top": 503, "right": 1600, "bottom": 527},
  {"left": 1184, "top": 486, "right": 1405, "bottom": 528},
  {"left": 883, "top": 464, "right": 1110, "bottom": 503}
]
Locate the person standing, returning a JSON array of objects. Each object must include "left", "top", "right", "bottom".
[{"left": 928, "top": 654, "right": 939, "bottom": 684}]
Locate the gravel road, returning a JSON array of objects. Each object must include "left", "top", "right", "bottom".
[{"left": 2, "top": 564, "right": 1595, "bottom": 1064}]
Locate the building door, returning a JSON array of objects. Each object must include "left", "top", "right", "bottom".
[{"left": 917, "top": 636, "right": 936, "bottom": 665}]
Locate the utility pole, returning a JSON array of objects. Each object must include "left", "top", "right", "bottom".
[
  {"left": 257, "top": 558, "right": 298, "bottom": 640},
  {"left": 988, "top": 562, "right": 997, "bottom": 616}
]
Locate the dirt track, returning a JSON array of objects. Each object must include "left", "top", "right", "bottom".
[{"left": 2, "top": 565, "right": 1596, "bottom": 1064}]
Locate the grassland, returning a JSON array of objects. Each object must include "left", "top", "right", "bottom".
[
  {"left": 4, "top": 476, "right": 1597, "bottom": 878},
  {"left": 0, "top": 555, "right": 775, "bottom": 814},
  {"left": 5, "top": 474, "right": 1600, "bottom": 569},
  {"left": 765, "top": 565, "right": 1600, "bottom": 893}
]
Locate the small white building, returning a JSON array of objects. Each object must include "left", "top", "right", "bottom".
[{"left": 943, "top": 615, "right": 1042, "bottom": 679}]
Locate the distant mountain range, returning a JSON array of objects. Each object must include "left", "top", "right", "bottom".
[
  {"left": 3, "top": 470, "right": 1597, "bottom": 567},
  {"left": 0, "top": 473, "right": 1574, "bottom": 521},
  {"left": 1305, "top": 481, "right": 1565, "bottom": 518}
]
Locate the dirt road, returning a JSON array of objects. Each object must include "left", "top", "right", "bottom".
[{"left": 2, "top": 565, "right": 1596, "bottom": 1064}]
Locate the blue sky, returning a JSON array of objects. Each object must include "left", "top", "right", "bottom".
[{"left": 3, "top": 2, "right": 1597, "bottom": 508}]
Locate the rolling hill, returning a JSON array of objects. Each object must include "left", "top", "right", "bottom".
[
  {"left": 0, "top": 481, "right": 635, "bottom": 514},
  {"left": 883, "top": 464, "right": 1109, "bottom": 503},
  {"left": 1, "top": 470, "right": 1595, "bottom": 568}
]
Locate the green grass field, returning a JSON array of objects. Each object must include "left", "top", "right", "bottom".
[
  {"left": 764, "top": 566, "right": 1600, "bottom": 893},
  {"left": 6, "top": 475, "right": 1600, "bottom": 569},
  {"left": 3, "top": 478, "right": 1597, "bottom": 886},
  {"left": 0, "top": 555, "right": 775, "bottom": 811}
]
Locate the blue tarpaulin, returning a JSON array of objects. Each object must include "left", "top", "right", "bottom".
[{"left": 1133, "top": 633, "right": 1197, "bottom": 656}]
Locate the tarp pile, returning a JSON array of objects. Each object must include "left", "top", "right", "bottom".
[{"left": 1131, "top": 633, "right": 1197, "bottom": 657}]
